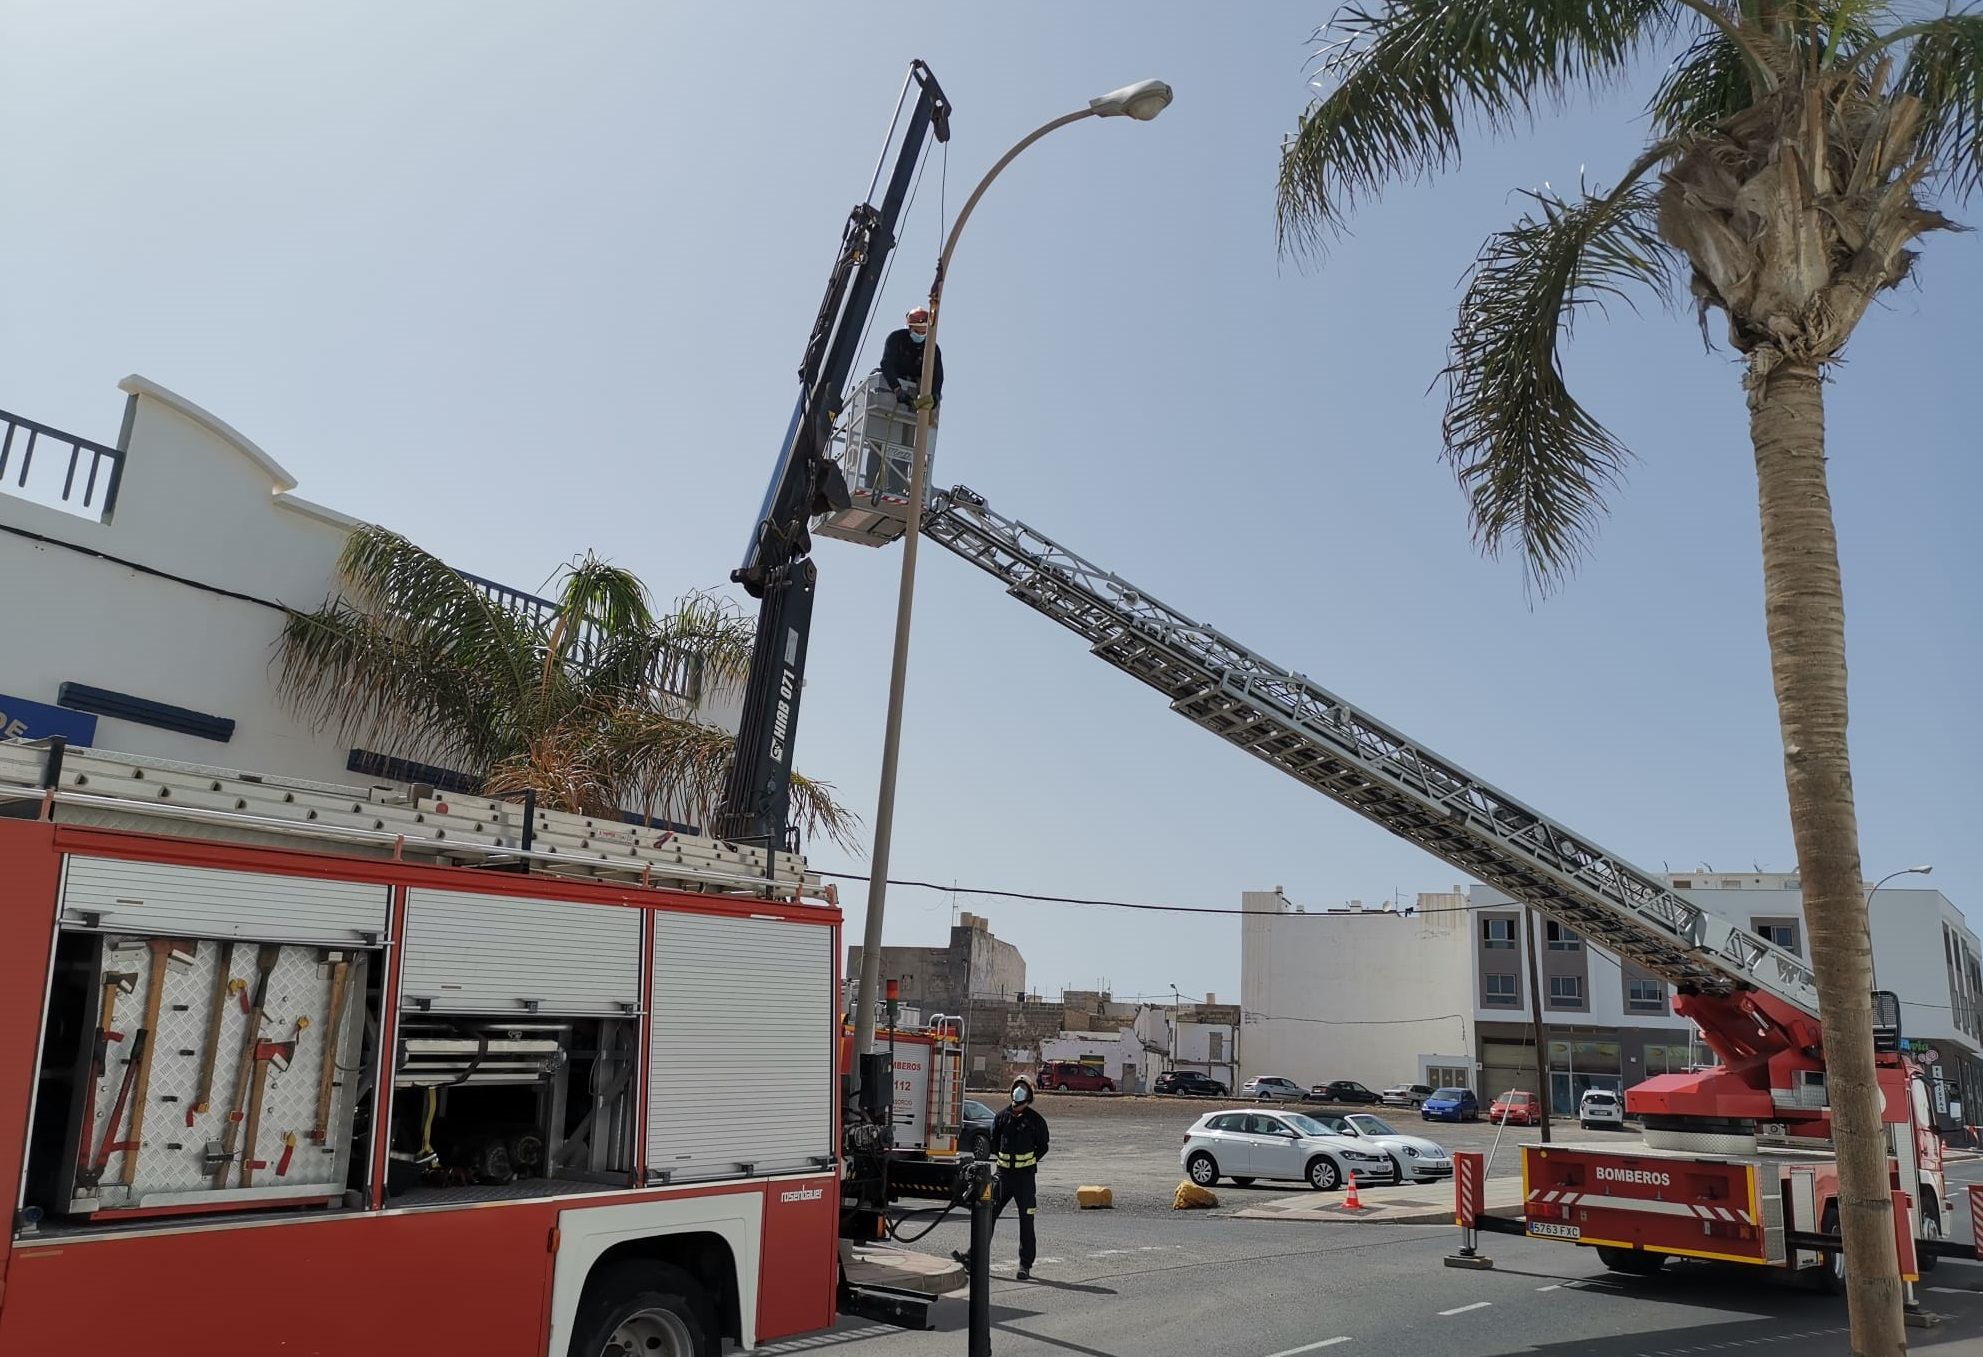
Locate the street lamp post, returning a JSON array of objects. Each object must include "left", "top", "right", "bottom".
[
  {"left": 1169, "top": 983, "right": 1184, "bottom": 1074},
  {"left": 852, "top": 80, "right": 1174, "bottom": 1059},
  {"left": 1866, "top": 864, "right": 1933, "bottom": 993}
]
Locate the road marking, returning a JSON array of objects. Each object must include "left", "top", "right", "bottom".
[
  {"left": 1262, "top": 1338, "right": 1351, "bottom": 1357},
  {"left": 1439, "top": 1301, "right": 1492, "bottom": 1316},
  {"left": 1927, "top": 1285, "right": 1975, "bottom": 1295},
  {"left": 1536, "top": 1284, "right": 1562, "bottom": 1291}
]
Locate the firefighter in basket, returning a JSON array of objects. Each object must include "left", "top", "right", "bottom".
[{"left": 954, "top": 1076, "right": 1050, "bottom": 1279}]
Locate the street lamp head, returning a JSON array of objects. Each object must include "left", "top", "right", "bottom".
[
  {"left": 1090, "top": 79, "right": 1174, "bottom": 121},
  {"left": 1912, "top": 864, "right": 1934, "bottom": 876}
]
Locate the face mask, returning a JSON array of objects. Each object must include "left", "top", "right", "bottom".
[
  {"left": 1011, "top": 1085, "right": 1029, "bottom": 1104},
  {"left": 909, "top": 330, "right": 926, "bottom": 344}
]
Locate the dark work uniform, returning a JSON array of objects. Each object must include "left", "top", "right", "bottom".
[
  {"left": 879, "top": 327, "right": 944, "bottom": 403},
  {"left": 989, "top": 1102, "right": 1049, "bottom": 1268}
]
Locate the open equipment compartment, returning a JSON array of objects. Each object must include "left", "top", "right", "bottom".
[{"left": 23, "top": 858, "right": 383, "bottom": 1223}]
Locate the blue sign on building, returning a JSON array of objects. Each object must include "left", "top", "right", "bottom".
[{"left": 0, "top": 692, "right": 99, "bottom": 746}]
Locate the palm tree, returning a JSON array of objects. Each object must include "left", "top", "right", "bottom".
[
  {"left": 277, "top": 525, "right": 858, "bottom": 848},
  {"left": 1279, "top": 4, "right": 1979, "bottom": 1349}
]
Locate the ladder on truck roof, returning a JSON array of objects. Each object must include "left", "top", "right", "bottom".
[
  {"left": 0, "top": 740, "right": 823, "bottom": 902},
  {"left": 921, "top": 485, "right": 1819, "bottom": 1018}
]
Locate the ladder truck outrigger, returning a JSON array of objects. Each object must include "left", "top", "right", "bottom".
[{"left": 814, "top": 469, "right": 1976, "bottom": 1295}]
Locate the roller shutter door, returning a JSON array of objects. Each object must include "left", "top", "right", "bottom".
[
  {"left": 401, "top": 888, "right": 642, "bottom": 1015},
  {"left": 61, "top": 856, "right": 389, "bottom": 943},
  {"left": 648, "top": 912, "right": 834, "bottom": 1181}
]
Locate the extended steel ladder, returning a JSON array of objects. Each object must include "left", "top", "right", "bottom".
[{"left": 922, "top": 485, "right": 1819, "bottom": 1017}]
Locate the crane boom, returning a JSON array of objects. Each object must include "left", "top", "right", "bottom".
[
  {"left": 921, "top": 484, "right": 1821, "bottom": 1022},
  {"left": 716, "top": 62, "right": 950, "bottom": 854}
]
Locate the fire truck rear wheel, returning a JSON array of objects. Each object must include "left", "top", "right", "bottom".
[
  {"left": 1594, "top": 1246, "right": 1666, "bottom": 1276},
  {"left": 1816, "top": 1203, "right": 1845, "bottom": 1295},
  {"left": 1919, "top": 1203, "right": 1942, "bottom": 1275},
  {"left": 569, "top": 1261, "right": 714, "bottom": 1357}
]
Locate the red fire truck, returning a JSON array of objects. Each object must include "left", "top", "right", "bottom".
[{"left": 0, "top": 740, "right": 863, "bottom": 1356}]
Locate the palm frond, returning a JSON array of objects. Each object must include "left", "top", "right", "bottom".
[
  {"left": 276, "top": 601, "right": 509, "bottom": 769},
  {"left": 601, "top": 709, "right": 863, "bottom": 852},
  {"left": 649, "top": 591, "right": 756, "bottom": 689},
  {"left": 1277, "top": 0, "right": 1684, "bottom": 253},
  {"left": 332, "top": 526, "right": 538, "bottom": 715},
  {"left": 1441, "top": 183, "right": 1676, "bottom": 592},
  {"left": 1652, "top": 30, "right": 1758, "bottom": 129},
  {"left": 1899, "top": 12, "right": 1983, "bottom": 202},
  {"left": 1652, "top": 8, "right": 1885, "bottom": 134}
]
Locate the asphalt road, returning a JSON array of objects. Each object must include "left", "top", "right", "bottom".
[
  {"left": 783, "top": 1212, "right": 1983, "bottom": 1357},
  {"left": 761, "top": 1096, "right": 1983, "bottom": 1357}
]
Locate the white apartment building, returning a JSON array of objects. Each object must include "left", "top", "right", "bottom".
[
  {"left": 1242, "top": 873, "right": 1981, "bottom": 1127},
  {"left": 1, "top": 375, "right": 738, "bottom": 807},
  {"left": 1240, "top": 887, "right": 1475, "bottom": 1092}
]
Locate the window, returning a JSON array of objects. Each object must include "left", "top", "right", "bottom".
[
  {"left": 1426, "top": 1065, "right": 1469, "bottom": 1089},
  {"left": 1545, "top": 921, "right": 1581, "bottom": 951},
  {"left": 1754, "top": 919, "right": 1800, "bottom": 952},
  {"left": 1627, "top": 977, "right": 1665, "bottom": 1012},
  {"left": 1208, "top": 1031, "right": 1224, "bottom": 1061},
  {"left": 1249, "top": 1115, "right": 1292, "bottom": 1136},
  {"left": 1483, "top": 973, "right": 1519, "bottom": 1006},
  {"left": 1481, "top": 917, "right": 1516, "bottom": 949},
  {"left": 1209, "top": 1113, "right": 1246, "bottom": 1132},
  {"left": 1547, "top": 975, "right": 1584, "bottom": 1009}
]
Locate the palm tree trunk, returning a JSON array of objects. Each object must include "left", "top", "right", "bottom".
[{"left": 1749, "top": 358, "right": 1904, "bottom": 1355}]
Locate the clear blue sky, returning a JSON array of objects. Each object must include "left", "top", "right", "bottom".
[{"left": 4, "top": 3, "right": 1976, "bottom": 1004}]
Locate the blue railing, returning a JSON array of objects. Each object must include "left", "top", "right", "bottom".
[
  {"left": 456, "top": 570, "right": 703, "bottom": 701},
  {"left": 0, "top": 409, "right": 125, "bottom": 519}
]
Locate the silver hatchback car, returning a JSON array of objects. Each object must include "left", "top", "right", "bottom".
[
  {"left": 1239, "top": 1075, "right": 1306, "bottom": 1101},
  {"left": 1181, "top": 1108, "right": 1396, "bottom": 1192}
]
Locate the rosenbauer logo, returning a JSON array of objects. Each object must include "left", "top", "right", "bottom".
[
  {"left": 779, "top": 1186, "right": 825, "bottom": 1204},
  {"left": 1595, "top": 1166, "right": 1672, "bottom": 1187}
]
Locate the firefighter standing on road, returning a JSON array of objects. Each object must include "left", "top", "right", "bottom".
[{"left": 955, "top": 1076, "right": 1049, "bottom": 1279}]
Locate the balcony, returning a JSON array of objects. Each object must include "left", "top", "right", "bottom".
[{"left": 0, "top": 409, "right": 125, "bottom": 522}]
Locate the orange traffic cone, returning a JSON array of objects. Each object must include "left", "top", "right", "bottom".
[{"left": 1343, "top": 1171, "right": 1363, "bottom": 1210}]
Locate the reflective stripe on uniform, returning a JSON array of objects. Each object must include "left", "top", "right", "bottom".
[{"left": 996, "top": 1152, "right": 1038, "bottom": 1168}]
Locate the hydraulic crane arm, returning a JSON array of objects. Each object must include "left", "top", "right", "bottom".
[
  {"left": 919, "top": 484, "right": 1846, "bottom": 1131},
  {"left": 715, "top": 63, "right": 950, "bottom": 850}
]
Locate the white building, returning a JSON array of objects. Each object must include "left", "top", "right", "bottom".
[
  {"left": 1240, "top": 887, "right": 1474, "bottom": 1092},
  {"left": 1038, "top": 1029, "right": 1152, "bottom": 1092},
  {"left": 1240, "top": 869, "right": 1980, "bottom": 1127},
  {"left": 1130, "top": 997, "right": 1240, "bottom": 1090},
  {"left": 1, "top": 375, "right": 738, "bottom": 803}
]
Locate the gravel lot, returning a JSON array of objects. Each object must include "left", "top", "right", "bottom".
[{"left": 1015, "top": 1091, "right": 1643, "bottom": 1218}]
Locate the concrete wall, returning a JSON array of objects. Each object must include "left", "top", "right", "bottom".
[
  {"left": 848, "top": 913, "right": 1028, "bottom": 1023},
  {"left": 1240, "top": 887, "right": 1473, "bottom": 1090},
  {"left": 1, "top": 379, "right": 378, "bottom": 783}
]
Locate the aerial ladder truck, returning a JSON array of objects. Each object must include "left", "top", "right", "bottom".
[
  {"left": 725, "top": 57, "right": 1965, "bottom": 1299},
  {"left": 811, "top": 461, "right": 1968, "bottom": 1288}
]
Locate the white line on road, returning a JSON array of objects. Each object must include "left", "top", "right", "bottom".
[
  {"left": 1536, "top": 1284, "right": 1562, "bottom": 1291},
  {"left": 1262, "top": 1338, "right": 1351, "bottom": 1357},
  {"left": 1927, "top": 1285, "right": 1976, "bottom": 1295},
  {"left": 1439, "top": 1301, "right": 1493, "bottom": 1316}
]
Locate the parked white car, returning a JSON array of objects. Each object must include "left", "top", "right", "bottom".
[
  {"left": 1310, "top": 1112, "right": 1454, "bottom": 1183},
  {"left": 1579, "top": 1087, "right": 1625, "bottom": 1130},
  {"left": 1380, "top": 1083, "right": 1434, "bottom": 1108},
  {"left": 1239, "top": 1075, "right": 1306, "bottom": 1102},
  {"left": 1181, "top": 1109, "right": 1395, "bottom": 1191}
]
